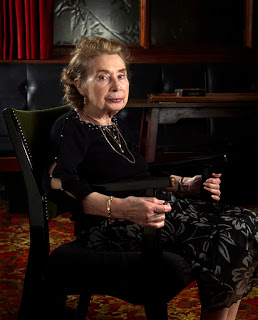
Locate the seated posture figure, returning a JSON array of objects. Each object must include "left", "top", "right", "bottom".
[{"left": 45, "top": 37, "right": 258, "bottom": 320}]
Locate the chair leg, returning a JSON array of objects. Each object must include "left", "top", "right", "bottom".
[
  {"left": 144, "top": 301, "right": 168, "bottom": 320},
  {"left": 17, "top": 260, "right": 47, "bottom": 320},
  {"left": 76, "top": 291, "right": 92, "bottom": 320}
]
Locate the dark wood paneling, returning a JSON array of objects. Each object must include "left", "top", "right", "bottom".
[
  {"left": 140, "top": 0, "right": 150, "bottom": 49},
  {"left": 245, "top": 0, "right": 254, "bottom": 48},
  {"left": 2, "top": 0, "right": 257, "bottom": 64}
]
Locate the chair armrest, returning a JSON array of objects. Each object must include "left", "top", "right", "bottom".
[
  {"left": 93, "top": 177, "right": 171, "bottom": 194},
  {"left": 148, "top": 153, "right": 227, "bottom": 178},
  {"left": 93, "top": 153, "right": 227, "bottom": 200}
]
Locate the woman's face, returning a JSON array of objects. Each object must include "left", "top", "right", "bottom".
[{"left": 77, "top": 53, "right": 129, "bottom": 116}]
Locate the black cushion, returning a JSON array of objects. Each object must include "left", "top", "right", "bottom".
[
  {"left": 0, "top": 63, "right": 27, "bottom": 148},
  {"left": 162, "top": 64, "right": 206, "bottom": 93},
  {"left": 129, "top": 64, "right": 163, "bottom": 98},
  {"left": 205, "top": 63, "right": 257, "bottom": 93},
  {"left": 27, "top": 63, "right": 67, "bottom": 110}
]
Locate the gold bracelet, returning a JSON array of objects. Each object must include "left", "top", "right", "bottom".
[
  {"left": 107, "top": 196, "right": 114, "bottom": 224},
  {"left": 170, "top": 176, "right": 176, "bottom": 187}
]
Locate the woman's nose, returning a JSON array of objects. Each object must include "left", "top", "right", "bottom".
[{"left": 110, "top": 78, "right": 121, "bottom": 91}]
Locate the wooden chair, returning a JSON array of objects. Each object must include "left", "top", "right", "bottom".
[{"left": 4, "top": 105, "right": 212, "bottom": 320}]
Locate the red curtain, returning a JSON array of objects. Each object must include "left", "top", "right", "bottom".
[{"left": 1, "top": 0, "right": 54, "bottom": 60}]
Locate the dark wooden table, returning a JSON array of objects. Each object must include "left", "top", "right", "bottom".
[{"left": 132, "top": 93, "right": 258, "bottom": 162}]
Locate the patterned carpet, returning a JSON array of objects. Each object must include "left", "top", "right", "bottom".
[{"left": 0, "top": 200, "right": 257, "bottom": 320}]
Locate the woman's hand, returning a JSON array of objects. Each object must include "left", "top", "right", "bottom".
[
  {"left": 203, "top": 173, "right": 222, "bottom": 201},
  {"left": 181, "top": 173, "right": 222, "bottom": 200},
  {"left": 119, "top": 196, "right": 171, "bottom": 229}
]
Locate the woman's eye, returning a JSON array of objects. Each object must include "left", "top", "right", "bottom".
[
  {"left": 98, "top": 75, "right": 109, "bottom": 81},
  {"left": 118, "top": 74, "right": 126, "bottom": 79}
]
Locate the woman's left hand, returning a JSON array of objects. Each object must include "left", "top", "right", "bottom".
[
  {"left": 203, "top": 173, "right": 222, "bottom": 201},
  {"left": 182, "top": 173, "right": 222, "bottom": 200}
]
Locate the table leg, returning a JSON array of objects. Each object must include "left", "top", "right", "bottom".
[
  {"left": 142, "top": 108, "right": 160, "bottom": 163},
  {"left": 138, "top": 108, "right": 148, "bottom": 158}
]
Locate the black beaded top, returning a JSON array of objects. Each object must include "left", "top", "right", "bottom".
[{"left": 48, "top": 109, "right": 150, "bottom": 201}]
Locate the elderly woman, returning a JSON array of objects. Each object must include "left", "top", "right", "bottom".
[{"left": 46, "top": 37, "right": 258, "bottom": 320}]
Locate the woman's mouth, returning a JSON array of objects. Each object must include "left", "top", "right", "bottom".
[{"left": 107, "top": 98, "right": 123, "bottom": 103}]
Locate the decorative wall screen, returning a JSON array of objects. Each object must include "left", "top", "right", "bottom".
[{"left": 54, "top": 0, "right": 140, "bottom": 45}]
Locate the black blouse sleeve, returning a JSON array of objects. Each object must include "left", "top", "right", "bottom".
[{"left": 51, "top": 116, "right": 94, "bottom": 201}]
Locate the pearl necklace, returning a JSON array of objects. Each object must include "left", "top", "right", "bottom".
[{"left": 78, "top": 108, "right": 136, "bottom": 164}]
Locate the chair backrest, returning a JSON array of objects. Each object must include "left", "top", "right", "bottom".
[{"left": 3, "top": 105, "right": 72, "bottom": 251}]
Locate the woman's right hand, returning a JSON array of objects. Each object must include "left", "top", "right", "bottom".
[{"left": 117, "top": 196, "right": 171, "bottom": 229}]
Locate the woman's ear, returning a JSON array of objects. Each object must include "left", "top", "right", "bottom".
[{"left": 74, "top": 78, "right": 85, "bottom": 96}]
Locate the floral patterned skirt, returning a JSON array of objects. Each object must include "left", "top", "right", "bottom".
[{"left": 77, "top": 191, "right": 258, "bottom": 311}]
